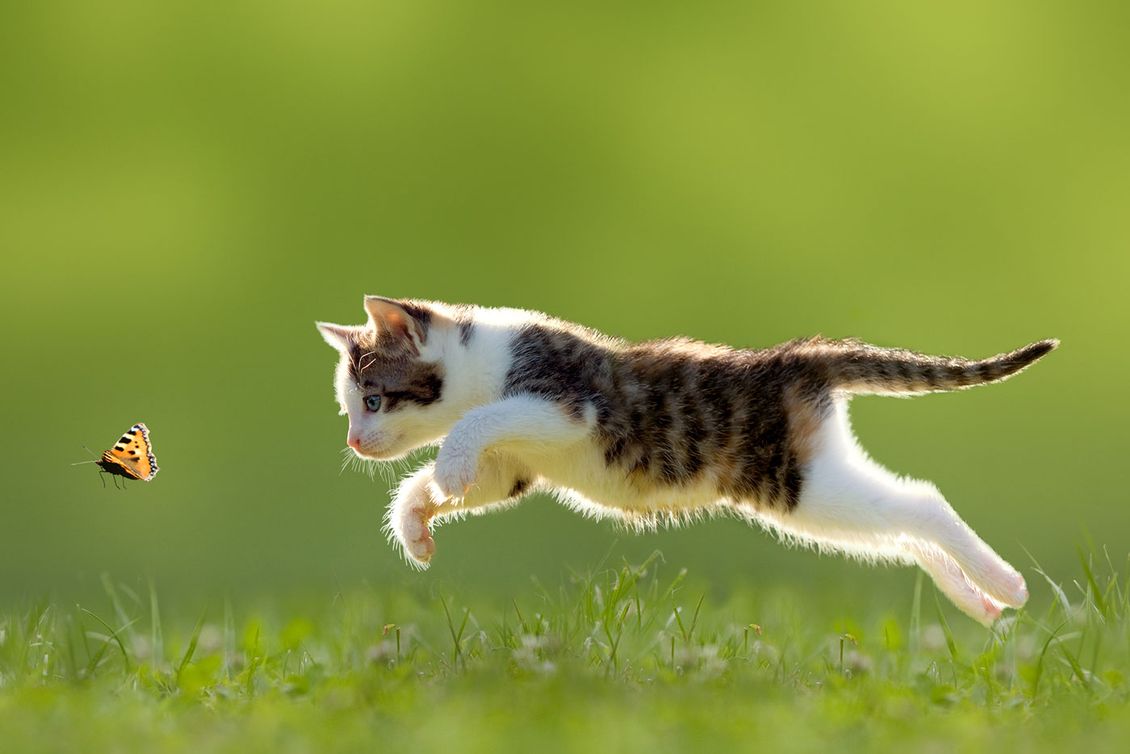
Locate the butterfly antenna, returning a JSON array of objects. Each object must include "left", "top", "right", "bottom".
[{"left": 72, "top": 444, "right": 101, "bottom": 465}]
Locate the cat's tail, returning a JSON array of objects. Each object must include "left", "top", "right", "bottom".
[{"left": 825, "top": 338, "right": 1058, "bottom": 396}]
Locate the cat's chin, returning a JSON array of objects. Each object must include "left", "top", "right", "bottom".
[{"left": 352, "top": 441, "right": 411, "bottom": 462}]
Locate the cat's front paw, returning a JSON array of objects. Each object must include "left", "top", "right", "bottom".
[
  {"left": 434, "top": 448, "right": 478, "bottom": 499},
  {"left": 387, "top": 471, "right": 439, "bottom": 568},
  {"left": 404, "top": 523, "right": 436, "bottom": 566},
  {"left": 389, "top": 501, "right": 436, "bottom": 568}
]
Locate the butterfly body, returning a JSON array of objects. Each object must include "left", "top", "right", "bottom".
[{"left": 96, "top": 423, "right": 159, "bottom": 481}]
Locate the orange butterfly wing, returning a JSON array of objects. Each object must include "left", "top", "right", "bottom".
[{"left": 101, "top": 423, "right": 159, "bottom": 481}]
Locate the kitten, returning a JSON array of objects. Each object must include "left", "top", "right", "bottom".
[{"left": 318, "top": 296, "right": 1056, "bottom": 625}]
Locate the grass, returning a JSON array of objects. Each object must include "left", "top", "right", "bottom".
[{"left": 1, "top": 552, "right": 1128, "bottom": 753}]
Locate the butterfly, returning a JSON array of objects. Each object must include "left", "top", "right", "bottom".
[{"left": 95, "top": 423, "right": 159, "bottom": 482}]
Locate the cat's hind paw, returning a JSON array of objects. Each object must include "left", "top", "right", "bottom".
[{"left": 908, "top": 542, "right": 1008, "bottom": 627}]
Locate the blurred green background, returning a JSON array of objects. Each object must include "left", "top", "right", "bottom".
[{"left": 1, "top": 1, "right": 1126, "bottom": 611}]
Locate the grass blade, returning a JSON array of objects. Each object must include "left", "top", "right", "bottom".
[
  {"left": 79, "top": 608, "right": 135, "bottom": 673},
  {"left": 176, "top": 612, "right": 207, "bottom": 685}
]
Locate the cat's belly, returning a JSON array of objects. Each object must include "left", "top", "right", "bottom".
[{"left": 515, "top": 442, "right": 731, "bottom": 518}]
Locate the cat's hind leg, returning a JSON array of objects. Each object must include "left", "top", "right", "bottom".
[{"left": 767, "top": 402, "right": 1027, "bottom": 622}]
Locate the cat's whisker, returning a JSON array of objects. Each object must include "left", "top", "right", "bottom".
[{"left": 339, "top": 448, "right": 354, "bottom": 476}]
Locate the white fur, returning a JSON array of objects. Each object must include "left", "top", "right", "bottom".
[
  {"left": 755, "top": 401, "right": 1026, "bottom": 624},
  {"left": 321, "top": 302, "right": 1028, "bottom": 625}
]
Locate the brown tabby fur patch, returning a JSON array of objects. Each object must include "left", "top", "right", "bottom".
[
  {"left": 345, "top": 328, "right": 444, "bottom": 412},
  {"left": 504, "top": 322, "right": 1057, "bottom": 511}
]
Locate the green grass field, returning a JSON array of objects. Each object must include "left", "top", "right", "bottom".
[{"left": 3, "top": 552, "right": 1127, "bottom": 753}]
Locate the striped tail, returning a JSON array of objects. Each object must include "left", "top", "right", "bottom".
[{"left": 828, "top": 339, "right": 1058, "bottom": 396}]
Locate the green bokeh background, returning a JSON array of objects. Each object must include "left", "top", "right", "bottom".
[{"left": 2, "top": 1, "right": 1126, "bottom": 610}]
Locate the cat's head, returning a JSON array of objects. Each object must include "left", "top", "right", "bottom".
[{"left": 317, "top": 296, "right": 453, "bottom": 460}]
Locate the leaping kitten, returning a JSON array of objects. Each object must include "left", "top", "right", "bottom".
[{"left": 318, "top": 296, "right": 1056, "bottom": 625}]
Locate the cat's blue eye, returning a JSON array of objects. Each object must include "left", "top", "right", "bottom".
[{"left": 364, "top": 394, "right": 382, "bottom": 412}]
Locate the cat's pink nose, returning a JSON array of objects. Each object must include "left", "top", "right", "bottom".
[{"left": 347, "top": 434, "right": 362, "bottom": 450}]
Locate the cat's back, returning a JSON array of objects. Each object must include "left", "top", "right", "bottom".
[
  {"left": 496, "top": 314, "right": 830, "bottom": 509},
  {"left": 500, "top": 314, "right": 819, "bottom": 407},
  {"left": 500, "top": 316, "right": 824, "bottom": 442}
]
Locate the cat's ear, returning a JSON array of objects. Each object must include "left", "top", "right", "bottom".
[
  {"left": 363, "top": 296, "right": 428, "bottom": 348},
  {"left": 316, "top": 322, "right": 360, "bottom": 352}
]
